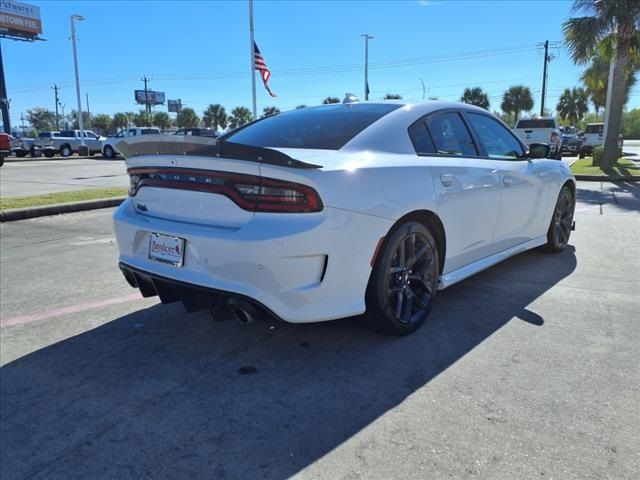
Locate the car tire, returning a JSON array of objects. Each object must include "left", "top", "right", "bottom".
[
  {"left": 542, "top": 186, "right": 574, "bottom": 253},
  {"left": 16, "top": 150, "right": 27, "bottom": 158},
  {"left": 43, "top": 149, "right": 55, "bottom": 158},
  {"left": 365, "top": 221, "right": 439, "bottom": 335},
  {"left": 60, "top": 145, "right": 72, "bottom": 157},
  {"left": 103, "top": 145, "right": 115, "bottom": 158}
]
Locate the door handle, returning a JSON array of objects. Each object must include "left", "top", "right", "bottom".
[
  {"left": 502, "top": 176, "right": 515, "bottom": 186},
  {"left": 440, "top": 174, "right": 454, "bottom": 187}
]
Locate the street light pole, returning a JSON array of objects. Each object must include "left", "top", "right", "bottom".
[
  {"left": 361, "top": 34, "right": 373, "bottom": 101},
  {"left": 70, "top": 14, "right": 87, "bottom": 152}
]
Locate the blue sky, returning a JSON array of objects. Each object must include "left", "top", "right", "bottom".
[{"left": 4, "top": 0, "right": 639, "bottom": 128}]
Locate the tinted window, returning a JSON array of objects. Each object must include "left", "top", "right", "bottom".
[
  {"left": 585, "top": 124, "right": 604, "bottom": 134},
  {"left": 38, "top": 132, "right": 51, "bottom": 138},
  {"left": 141, "top": 129, "right": 160, "bottom": 135},
  {"left": 60, "top": 131, "right": 75, "bottom": 137},
  {"left": 408, "top": 121, "right": 435, "bottom": 155},
  {"left": 467, "top": 113, "right": 525, "bottom": 159},
  {"left": 128, "top": 129, "right": 137, "bottom": 136},
  {"left": 223, "top": 103, "right": 402, "bottom": 150},
  {"left": 426, "top": 112, "right": 477, "bottom": 156},
  {"left": 516, "top": 119, "right": 555, "bottom": 129}
]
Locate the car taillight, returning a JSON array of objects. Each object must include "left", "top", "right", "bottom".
[{"left": 128, "top": 168, "right": 323, "bottom": 213}]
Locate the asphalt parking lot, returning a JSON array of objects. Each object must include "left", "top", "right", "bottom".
[{"left": 1, "top": 181, "right": 639, "bottom": 479}]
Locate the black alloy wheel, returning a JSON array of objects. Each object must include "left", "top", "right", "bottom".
[
  {"left": 366, "top": 221, "right": 439, "bottom": 335},
  {"left": 543, "top": 186, "right": 574, "bottom": 253}
]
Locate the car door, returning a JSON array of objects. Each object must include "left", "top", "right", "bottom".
[
  {"left": 464, "top": 112, "right": 547, "bottom": 251},
  {"left": 411, "top": 111, "right": 502, "bottom": 274}
]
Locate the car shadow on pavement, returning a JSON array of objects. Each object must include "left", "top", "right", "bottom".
[{"left": 0, "top": 248, "right": 576, "bottom": 479}]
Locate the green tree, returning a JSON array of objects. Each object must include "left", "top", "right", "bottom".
[
  {"left": 501, "top": 85, "right": 534, "bottom": 123},
  {"left": 92, "top": 113, "right": 112, "bottom": 134},
  {"left": 580, "top": 55, "right": 637, "bottom": 114},
  {"left": 383, "top": 93, "right": 403, "bottom": 100},
  {"left": 563, "top": 0, "right": 640, "bottom": 167},
  {"left": 460, "top": 87, "right": 490, "bottom": 110},
  {"left": 622, "top": 108, "right": 640, "bottom": 138},
  {"left": 203, "top": 104, "right": 228, "bottom": 130},
  {"left": 132, "top": 110, "right": 152, "bottom": 127},
  {"left": 176, "top": 108, "right": 200, "bottom": 128},
  {"left": 112, "top": 113, "right": 129, "bottom": 131},
  {"left": 228, "top": 106, "right": 253, "bottom": 129},
  {"left": 153, "top": 112, "right": 171, "bottom": 131},
  {"left": 68, "top": 110, "right": 91, "bottom": 130},
  {"left": 556, "top": 87, "right": 589, "bottom": 124},
  {"left": 322, "top": 96, "right": 340, "bottom": 104},
  {"left": 295, "top": 104, "right": 307, "bottom": 109},
  {"left": 262, "top": 106, "right": 280, "bottom": 117},
  {"left": 26, "top": 107, "right": 56, "bottom": 131}
]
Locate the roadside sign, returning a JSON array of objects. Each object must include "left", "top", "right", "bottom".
[
  {"left": 0, "top": 0, "right": 42, "bottom": 38},
  {"left": 168, "top": 99, "right": 182, "bottom": 112},
  {"left": 134, "top": 90, "right": 166, "bottom": 105}
]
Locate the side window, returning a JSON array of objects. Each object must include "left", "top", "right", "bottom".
[
  {"left": 466, "top": 113, "right": 525, "bottom": 160},
  {"left": 128, "top": 129, "right": 137, "bottom": 136},
  {"left": 408, "top": 121, "right": 435, "bottom": 155},
  {"left": 174, "top": 129, "right": 185, "bottom": 136},
  {"left": 115, "top": 131, "right": 125, "bottom": 138},
  {"left": 426, "top": 112, "right": 477, "bottom": 156}
]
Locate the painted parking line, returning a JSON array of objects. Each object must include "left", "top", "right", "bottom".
[{"left": 1, "top": 292, "right": 144, "bottom": 328}]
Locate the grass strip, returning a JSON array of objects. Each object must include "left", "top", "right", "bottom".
[
  {"left": 0, "top": 188, "right": 128, "bottom": 210},
  {"left": 570, "top": 157, "right": 640, "bottom": 177}
]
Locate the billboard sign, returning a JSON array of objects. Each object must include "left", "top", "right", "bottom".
[
  {"left": 0, "top": 0, "right": 42, "bottom": 37},
  {"left": 167, "top": 99, "right": 182, "bottom": 113},
  {"left": 134, "top": 90, "right": 165, "bottom": 105}
]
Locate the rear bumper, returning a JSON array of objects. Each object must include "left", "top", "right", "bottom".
[{"left": 113, "top": 198, "right": 393, "bottom": 323}]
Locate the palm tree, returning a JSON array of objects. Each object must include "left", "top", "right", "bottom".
[
  {"left": 580, "top": 54, "right": 637, "bottom": 116},
  {"left": 153, "top": 112, "right": 172, "bottom": 131},
  {"left": 295, "top": 104, "right": 307, "bottom": 109},
  {"left": 501, "top": 85, "right": 534, "bottom": 124},
  {"left": 563, "top": 0, "right": 640, "bottom": 168},
  {"left": 176, "top": 108, "right": 199, "bottom": 128},
  {"left": 322, "top": 97, "right": 340, "bottom": 104},
  {"left": 556, "top": 87, "right": 589, "bottom": 124},
  {"left": 383, "top": 93, "right": 402, "bottom": 100},
  {"left": 112, "top": 113, "right": 129, "bottom": 131},
  {"left": 228, "top": 107, "right": 253, "bottom": 129},
  {"left": 460, "top": 87, "right": 490, "bottom": 110},
  {"left": 203, "top": 104, "right": 228, "bottom": 131},
  {"left": 262, "top": 106, "right": 280, "bottom": 117}
]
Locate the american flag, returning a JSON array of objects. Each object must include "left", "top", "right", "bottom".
[{"left": 254, "top": 41, "right": 277, "bottom": 97}]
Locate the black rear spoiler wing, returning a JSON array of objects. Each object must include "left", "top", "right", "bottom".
[{"left": 116, "top": 135, "right": 322, "bottom": 169}]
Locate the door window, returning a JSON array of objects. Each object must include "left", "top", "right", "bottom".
[
  {"left": 426, "top": 112, "right": 477, "bottom": 156},
  {"left": 128, "top": 129, "right": 137, "bottom": 136},
  {"left": 408, "top": 121, "right": 435, "bottom": 155},
  {"left": 466, "top": 113, "right": 525, "bottom": 160}
]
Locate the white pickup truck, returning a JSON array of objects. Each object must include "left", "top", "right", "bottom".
[
  {"left": 35, "top": 130, "right": 105, "bottom": 157},
  {"left": 578, "top": 123, "right": 624, "bottom": 158},
  {"left": 513, "top": 117, "right": 563, "bottom": 160},
  {"left": 102, "top": 127, "right": 161, "bottom": 158}
]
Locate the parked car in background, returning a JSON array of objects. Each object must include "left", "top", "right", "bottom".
[
  {"left": 173, "top": 128, "right": 217, "bottom": 137},
  {"left": 35, "top": 130, "right": 105, "bottom": 157},
  {"left": 0, "top": 132, "right": 10, "bottom": 166},
  {"left": 561, "top": 133, "right": 582, "bottom": 156},
  {"left": 11, "top": 135, "right": 38, "bottom": 157},
  {"left": 114, "top": 101, "right": 575, "bottom": 335},
  {"left": 102, "top": 127, "right": 161, "bottom": 158},
  {"left": 579, "top": 123, "right": 624, "bottom": 158},
  {"left": 513, "top": 117, "right": 563, "bottom": 159}
]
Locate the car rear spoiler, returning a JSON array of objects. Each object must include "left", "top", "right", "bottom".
[{"left": 116, "top": 135, "right": 322, "bottom": 169}]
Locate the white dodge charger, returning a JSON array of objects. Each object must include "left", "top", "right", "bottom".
[{"left": 114, "top": 101, "right": 575, "bottom": 335}]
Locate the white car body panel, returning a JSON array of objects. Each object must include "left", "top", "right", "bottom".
[{"left": 113, "top": 101, "right": 575, "bottom": 323}]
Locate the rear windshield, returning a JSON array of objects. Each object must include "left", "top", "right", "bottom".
[
  {"left": 223, "top": 103, "right": 402, "bottom": 150},
  {"left": 585, "top": 124, "right": 604, "bottom": 134},
  {"left": 516, "top": 119, "right": 555, "bottom": 129},
  {"left": 141, "top": 129, "right": 160, "bottom": 135}
]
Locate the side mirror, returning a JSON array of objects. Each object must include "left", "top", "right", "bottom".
[{"left": 529, "top": 143, "right": 550, "bottom": 159}]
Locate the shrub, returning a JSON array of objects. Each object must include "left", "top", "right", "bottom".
[{"left": 592, "top": 145, "right": 623, "bottom": 166}]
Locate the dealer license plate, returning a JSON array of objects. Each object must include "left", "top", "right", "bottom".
[{"left": 148, "top": 233, "right": 185, "bottom": 267}]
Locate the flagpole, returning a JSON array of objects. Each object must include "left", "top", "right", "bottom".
[{"left": 249, "top": 0, "right": 257, "bottom": 120}]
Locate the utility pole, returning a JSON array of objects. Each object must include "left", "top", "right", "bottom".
[
  {"left": 20, "top": 113, "right": 26, "bottom": 136},
  {"left": 85, "top": 92, "right": 91, "bottom": 129},
  {"left": 0, "top": 40, "right": 10, "bottom": 134},
  {"left": 361, "top": 34, "right": 373, "bottom": 101},
  {"left": 142, "top": 76, "right": 150, "bottom": 117},
  {"left": 52, "top": 84, "right": 60, "bottom": 129},
  {"left": 70, "top": 14, "right": 87, "bottom": 153},
  {"left": 540, "top": 40, "right": 549, "bottom": 116},
  {"left": 419, "top": 78, "right": 426, "bottom": 101}
]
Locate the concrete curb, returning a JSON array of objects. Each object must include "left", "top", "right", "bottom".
[
  {"left": 0, "top": 197, "right": 126, "bottom": 222},
  {"left": 574, "top": 175, "right": 640, "bottom": 182}
]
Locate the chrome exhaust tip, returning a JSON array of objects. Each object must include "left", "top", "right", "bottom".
[{"left": 227, "top": 299, "right": 257, "bottom": 325}]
